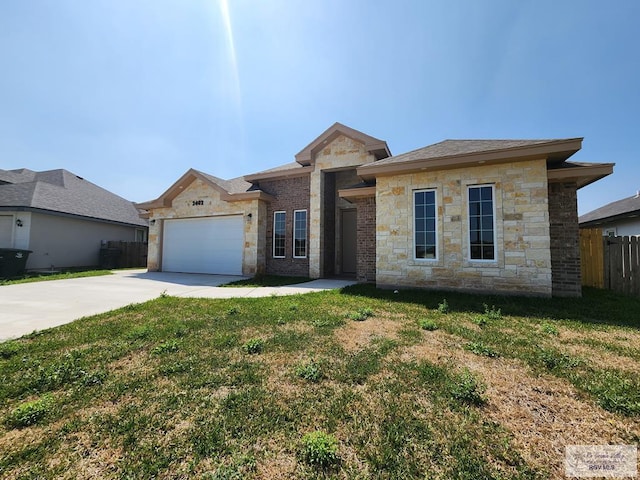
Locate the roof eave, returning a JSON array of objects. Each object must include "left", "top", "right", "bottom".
[
  {"left": 547, "top": 163, "right": 615, "bottom": 189},
  {"left": 244, "top": 166, "right": 313, "bottom": 183},
  {"left": 338, "top": 186, "right": 376, "bottom": 202},
  {"left": 357, "top": 138, "right": 583, "bottom": 180}
]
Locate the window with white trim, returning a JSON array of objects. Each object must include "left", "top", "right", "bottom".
[
  {"left": 273, "top": 211, "right": 286, "bottom": 258},
  {"left": 468, "top": 185, "right": 496, "bottom": 261},
  {"left": 414, "top": 189, "right": 437, "bottom": 260},
  {"left": 293, "top": 210, "right": 307, "bottom": 258}
]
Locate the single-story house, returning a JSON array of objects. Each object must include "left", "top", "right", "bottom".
[
  {"left": 137, "top": 122, "right": 613, "bottom": 297},
  {"left": 0, "top": 168, "right": 148, "bottom": 270},
  {"left": 579, "top": 192, "right": 640, "bottom": 236}
]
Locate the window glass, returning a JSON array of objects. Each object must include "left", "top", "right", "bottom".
[
  {"left": 273, "top": 211, "right": 285, "bottom": 258},
  {"left": 468, "top": 186, "right": 495, "bottom": 260},
  {"left": 414, "top": 190, "right": 437, "bottom": 259},
  {"left": 293, "top": 210, "right": 307, "bottom": 258}
]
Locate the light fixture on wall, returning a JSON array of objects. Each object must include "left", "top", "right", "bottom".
[
  {"left": 150, "top": 219, "right": 156, "bottom": 225},
  {"left": 246, "top": 213, "right": 252, "bottom": 220},
  {"left": 15, "top": 219, "right": 23, "bottom": 227}
]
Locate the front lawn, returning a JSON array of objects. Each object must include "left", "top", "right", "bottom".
[
  {"left": 222, "top": 274, "right": 312, "bottom": 287},
  {"left": 1, "top": 286, "right": 638, "bottom": 479},
  {"left": 0, "top": 269, "right": 112, "bottom": 286}
]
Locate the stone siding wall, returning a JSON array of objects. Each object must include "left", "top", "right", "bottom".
[
  {"left": 354, "top": 196, "right": 376, "bottom": 282},
  {"left": 548, "top": 182, "right": 582, "bottom": 297},
  {"left": 259, "top": 176, "right": 311, "bottom": 277},
  {"left": 146, "top": 179, "right": 263, "bottom": 276},
  {"left": 309, "top": 135, "right": 377, "bottom": 277},
  {"left": 376, "top": 159, "right": 553, "bottom": 296}
]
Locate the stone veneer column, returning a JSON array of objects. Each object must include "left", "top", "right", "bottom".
[
  {"left": 548, "top": 182, "right": 582, "bottom": 297},
  {"left": 355, "top": 196, "right": 376, "bottom": 282},
  {"left": 308, "top": 169, "right": 323, "bottom": 278}
]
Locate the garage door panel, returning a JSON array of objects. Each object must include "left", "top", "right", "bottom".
[{"left": 162, "top": 216, "right": 243, "bottom": 275}]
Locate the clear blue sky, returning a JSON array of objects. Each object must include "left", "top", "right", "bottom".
[{"left": 1, "top": 0, "right": 638, "bottom": 215}]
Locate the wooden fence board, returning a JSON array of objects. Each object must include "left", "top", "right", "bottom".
[
  {"left": 580, "top": 228, "right": 604, "bottom": 288},
  {"left": 106, "top": 241, "right": 148, "bottom": 269}
]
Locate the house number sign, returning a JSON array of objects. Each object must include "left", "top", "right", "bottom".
[{"left": 192, "top": 200, "right": 204, "bottom": 206}]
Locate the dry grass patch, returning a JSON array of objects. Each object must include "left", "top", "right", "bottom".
[
  {"left": 401, "top": 329, "right": 640, "bottom": 478},
  {"left": 333, "top": 314, "right": 404, "bottom": 352}
]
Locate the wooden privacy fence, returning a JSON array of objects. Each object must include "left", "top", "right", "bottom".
[
  {"left": 580, "top": 228, "right": 640, "bottom": 296},
  {"left": 101, "top": 241, "right": 148, "bottom": 269},
  {"left": 580, "top": 228, "right": 604, "bottom": 288}
]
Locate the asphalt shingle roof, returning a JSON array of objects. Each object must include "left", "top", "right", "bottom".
[
  {"left": 364, "top": 139, "right": 573, "bottom": 167},
  {"left": 579, "top": 193, "right": 640, "bottom": 224},
  {"left": 0, "top": 168, "right": 147, "bottom": 227}
]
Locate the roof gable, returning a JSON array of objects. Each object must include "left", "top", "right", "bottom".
[
  {"left": 136, "top": 168, "right": 273, "bottom": 210},
  {"left": 0, "top": 168, "right": 147, "bottom": 227},
  {"left": 294, "top": 122, "right": 391, "bottom": 165}
]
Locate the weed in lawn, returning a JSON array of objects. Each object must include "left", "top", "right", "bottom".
[
  {"left": 437, "top": 298, "right": 449, "bottom": 314},
  {"left": 483, "top": 303, "right": 502, "bottom": 320},
  {"left": 152, "top": 340, "right": 179, "bottom": 355},
  {"left": 289, "top": 303, "right": 299, "bottom": 311},
  {"left": 346, "top": 307, "right": 375, "bottom": 321},
  {"left": 211, "top": 333, "right": 239, "bottom": 350},
  {"left": 5, "top": 394, "right": 54, "bottom": 428},
  {"left": 204, "top": 455, "right": 257, "bottom": 479},
  {"left": 126, "top": 325, "right": 153, "bottom": 341},
  {"left": 538, "top": 348, "right": 582, "bottom": 370},
  {"left": 294, "top": 358, "right": 322, "bottom": 383},
  {"left": 419, "top": 318, "right": 438, "bottom": 331},
  {"left": 465, "top": 341, "right": 500, "bottom": 358},
  {"left": 449, "top": 370, "right": 487, "bottom": 406},
  {"left": 226, "top": 306, "right": 240, "bottom": 315},
  {"left": 0, "top": 340, "right": 22, "bottom": 359},
  {"left": 311, "top": 316, "right": 344, "bottom": 329},
  {"left": 299, "top": 431, "right": 340, "bottom": 468},
  {"left": 242, "top": 338, "right": 264, "bottom": 355},
  {"left": 541, "top": 322, "right": 559, "bottom": 336},
  {"left": 159, "top": 290, "right": 169, "bottom": 298},
  {"left": 471, "top": 315, "right": 488, "bottom": 327}
]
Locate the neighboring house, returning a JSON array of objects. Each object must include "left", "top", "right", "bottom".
[
  {"left": 0, "top": 168, "right": 148, "bottom": 270},
  {"left": 579, "top": 192, "right": 640, "bottom": 236},
  {"left": 137, "top": 122, "right": 613, "bottom": 297}
]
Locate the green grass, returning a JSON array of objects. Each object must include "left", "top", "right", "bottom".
[
  {"left": 222, "top": 274, "right": 312, "bottom": 287},
  {"left": 0, "top": 269, "right": 112, "bottom": 285},
  {"left": 0, "top": 285, "right": 638, "bottom": 478}
]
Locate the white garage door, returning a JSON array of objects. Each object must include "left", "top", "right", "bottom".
[{"left": 162, "top": 216, "right": 243, "bottom": 275}]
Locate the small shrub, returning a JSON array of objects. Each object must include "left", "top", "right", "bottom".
[
  {"left": 242, "top": 338, "right": 264, "bottom": 355},
  {"left": 465, "top": 341, "right": 500, "bottom": 358},
  {"left": 299, "top": 431, "right": 340, "bottom": 467},
  {"left": 295, "top": 358, "right": 322, "bottom": 383},
  {"left": 346, "top": 307, "right": 374, "bottom": 321},
  {"left": 5, "top": 394, "right": 54, "bottom": 428},
  {"left": 449, "top": 370, "right": 486, "bottom": 405},
  {"left": 541, "top": 322, "right": 559, "bottom": 336},
  {"left": 152, "top": 340, "right": 179, "bottom": 355},
  {"left": 437, "top": 299, "right": 449, "bottom": 314},
  {"left": 419, "top": 319, "right": 438, "bottom": 331}
]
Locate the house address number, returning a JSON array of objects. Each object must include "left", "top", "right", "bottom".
[{"left": 192, "top": 200, "right": 204, "bottom": 206}]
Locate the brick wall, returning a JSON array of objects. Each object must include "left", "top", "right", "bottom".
[
  {"left": 548, "top": 182, "right": 582, "bottom": 297},
  {"left": 355, "top": 196, "right": 376, "bottom": 282},
  {"left": 259, "top": 176, "right": 311, "bottom": 277}
]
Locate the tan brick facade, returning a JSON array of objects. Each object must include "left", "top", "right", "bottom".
[
  {"left": 146, "top": 179, "right": 264, "bottom": 276},
  {"left": 375, "top": 159, "right": 553, "bottom": 296}
]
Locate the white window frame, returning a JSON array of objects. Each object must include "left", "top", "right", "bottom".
[
  {"left": 413, "top": 189, "right": 438, "bottom": 261},
  {"left": 273, "top": 211, "right": 286, "bottom": 258},
  {"left": 467, "top": 184, "right": 497, "bottom": 262},
  {"left": 293, "top": 209, "right": 307, "bottom": 258}
]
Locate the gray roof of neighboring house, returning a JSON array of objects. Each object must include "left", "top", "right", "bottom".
[
  {"left": 579, "top": 192, "right": 640, "bottom": 225},
  {"left": 0, "top": 168, "right": 148, "bottom": 227},
  {"left": 365, "top": 139, "right": 575, "bottom": 167}
]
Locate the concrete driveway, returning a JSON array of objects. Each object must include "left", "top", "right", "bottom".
[{"left": 0, "top": 269, "right": 356, "bottom": 341}]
